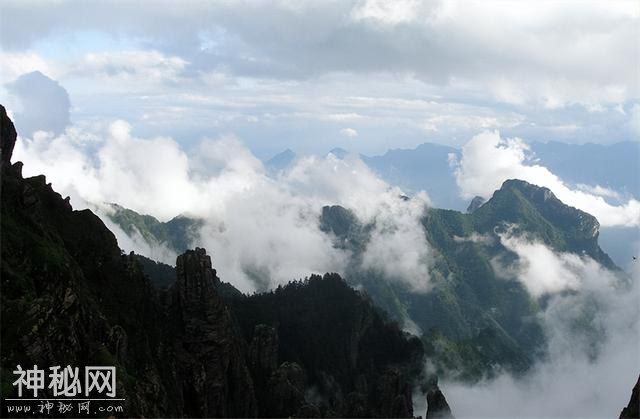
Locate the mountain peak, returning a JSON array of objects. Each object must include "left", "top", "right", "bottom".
[
  {"left": 327, "top": 147, "right": 348, "bottom": 159},
  {"left": 466, "top": 196, "right": 486, "bottom": 213},
  {"left": 265, "top": 149, "right": 297, "bottom": 174},
  {"left": 176, "top": 247, "right": 221, "bottom": 303},
  {"left": 276, "top": 148, "right": 295, "bottom": 157},
  {"left": 497, "top": 179, "right": 597, "bottom": 232},
  {"left": 475, "top": 178, "right": 614, "bottom": 267},
  {"left": 500, "top": 179, "right": 555, "bottom": 198}
]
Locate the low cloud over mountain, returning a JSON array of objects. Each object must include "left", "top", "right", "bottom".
[{"left": 452, "top": 131, "right": 640, "bottom": 227}]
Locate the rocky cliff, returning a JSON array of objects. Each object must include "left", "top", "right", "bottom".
[
  {"left": 1, "top": 104, "right": 178, "bottom": 416},
  {"left": 170, "top": 248, "right": 257, "bottom": 417}
]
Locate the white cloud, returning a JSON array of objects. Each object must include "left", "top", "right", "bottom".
[
  {"left": 0, "top": 52, "right": 56, "bottom": 82},
  {"left": 350, "top": 0, "right": 426, "bottom": 25},
  {"left": 493, "top": 229, "right": 607, "bottom": 297},
  {"left": 68, "top": 50, "right": 189, "bottom": 89},
  {"left": 421, "top": 113, "right": 524, "bottom": 134},
  {"left": 453, "top": 232, "right": 494, "bottom": 246},
  {"left": 2, "top": 0, "right": 637, "bottom": 109},
  {"left": 13, "top": 120, "right": 199, "bottom": 220},
  {"left": 453, "top": 131, "right": 640, "bottom": 227},
  {"left": 13, "top": 118, "right": 433, "bottom": 293},
  {"left": 2, "top": 6, "right": 635, "bottom": 151},
  {"left": 340, "top": 127, "right": 358, "bottom": 137},
  {"left": 361, "top": 192, "right": 433, "bottom": 292},
  {"left": 575, "top": 184, "right": 622, "bottom": 201}
]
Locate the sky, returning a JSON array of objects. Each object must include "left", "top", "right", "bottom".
[{"left": 1, "top": 0, "right": 639, "bottom": 158}]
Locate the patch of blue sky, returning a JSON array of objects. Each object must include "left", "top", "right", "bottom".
[{"left": 32, "top": 30, "right": 139, "bottom": 61}]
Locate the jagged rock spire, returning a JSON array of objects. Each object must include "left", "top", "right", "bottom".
[
  {"left": 426, "top": 386, "right": 455, "bottom": 418},
  {"left": 176, "top": 247, "right": 220, "bottom": 304},
  {"left": 173, "top": 247, "right": 257, "bottom": 417}
]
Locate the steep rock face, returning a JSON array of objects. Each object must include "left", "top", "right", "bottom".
[
  {"left": 620, "top": 375, "right": 639, "bottom": 419},
  {"left": 1, "top": 132, "right": 178, "bottom": 417}
]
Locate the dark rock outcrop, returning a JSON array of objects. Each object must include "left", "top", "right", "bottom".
[
  {"left": 426, "top": 386, "right": 455, "bottom": 418},
  {"left": 0, "top": 104, "right": 16, "bottom": 166},
  {"left": 620, "top": 375, "right": 640, "bottom": 419},
  {"left": 171, "top": 248, "right": 256, "bottom": 417}
]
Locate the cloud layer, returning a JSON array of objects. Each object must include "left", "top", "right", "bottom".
[
  {"left": 2, "top": 0, "right": 637, "bottom": 106},
  {"left": 13, "top": 120, "right": 432, "bottom": 293},
  {"left": 494, "top": 228, "right": 614, "bottom": 297},
  {"left": 1, "top": 0, "right": 638, "bottom": 154}
]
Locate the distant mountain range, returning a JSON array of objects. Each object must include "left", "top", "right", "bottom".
[
  {"left": 267, "top": 141, "right": 640, "bottom": 211},
  {"left": 265, "top": 141, "right": 640, "bottom": 270}
]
